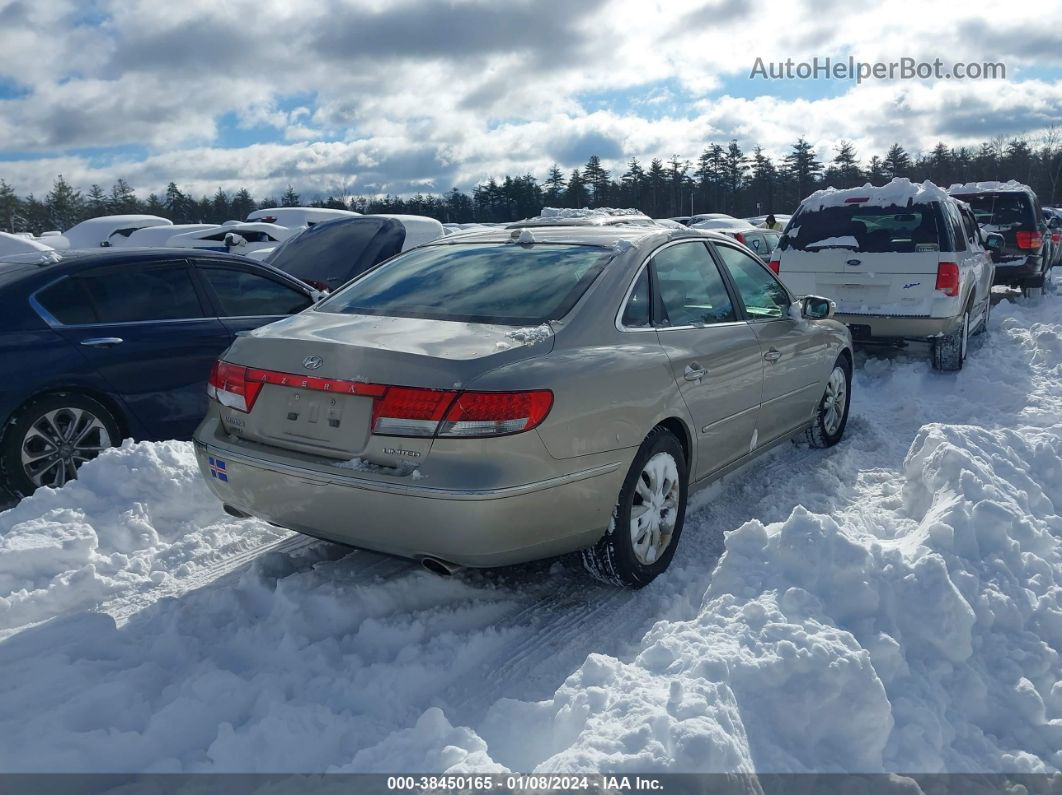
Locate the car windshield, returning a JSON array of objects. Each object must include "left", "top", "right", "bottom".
[
  {"left": 783, "top": 203, "right": 942, "bottom": 253},
  {"left": 316, "top": 242, "right": 613, "bottom": 325},
  {"left": 956, "top": 192, "right": 1034, "bottom": 228}
]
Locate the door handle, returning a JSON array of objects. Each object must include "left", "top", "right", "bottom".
[
  {"left": 763, "top": 348, "right": 781, "bottom": 362},
  {"left": 683, "top": 364, "right": 707, "bottom": 381},
  {"left": 80, "top": 337, "right": 124, "bottom": 348}
]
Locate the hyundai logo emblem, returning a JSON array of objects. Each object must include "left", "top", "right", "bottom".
[
  {"left": 302, "top": 355, "right": 324, "bottom": 370},
  {"left": 846, "top": 259, "right": 862, "bottom": 266}
]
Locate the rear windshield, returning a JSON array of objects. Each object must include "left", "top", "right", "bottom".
[
  {"left": 782, "top": 203, "right": 942, "bottom": 253},
  {"left": 954, "top": 192, "right": 1034, "bottom": 229},
  {"left": 316, "top": 243, "right": 612, "bottom": 325},
  {"left": 266, "top": 218, "right": 404, "bottom": 287}
]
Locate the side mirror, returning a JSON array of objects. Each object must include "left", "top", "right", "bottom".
[
  {"left": 802, "top": 295, "right": 835, "bottom": 320},
  {"left": 224, "top": 232, "right": 247, "bottom": 248},
  {"left": 985, "top": 232, "right": 1005, "bottom": 252},
  {"left": 1050, "top": 217, "right": 1062, "bottom": 230}
]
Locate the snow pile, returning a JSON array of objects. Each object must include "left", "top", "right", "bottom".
[
  {"left": 0, "top": 441, "right": 285, "bottom": 635},
  {"left": 471, "top": 421, "right": 1062, "bottom": 772},
  {"left": 538, "top": 207, "right": 646, "bottom": 219},
  {"left": 801, "top": 178, "right": 951, "bottom": 211},
  {"left": 949, "top": 180, "right": 1034, "bottom": 195},
  {"left": 505, "top": 323, "right": 554, "bottom": 345}
]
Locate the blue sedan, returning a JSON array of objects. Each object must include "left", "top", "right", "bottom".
[{"left": 0, "top": 248, "right": 317, "bottom": 495}]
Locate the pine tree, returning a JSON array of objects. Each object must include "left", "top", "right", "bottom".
[
  {"left": 867, "top": 156, "right": 887, "bottom": 184},
  {"left": 46, "top": 174, "right": 83, "bottom": 231},
  {"left": 212, "top": 188, "right": 230, "bottom": 224},
  {"left": 646, "top": 158, "right": 667, "bottom": 217},
  {"left": 565, "top": 168, "right": 588, "bottom": 208},
  {"left": 749, "top": 147, "right": 779, "bottom": 213},
  {"left": 0, "top": 179, "right": 22, "bottom": 232},
  {"left": 230, "top": 188, "right": 256, "bottom": 221},
  {"left": 783, "top": 137, "right": 823, "bottom": 204},
  {"left": 828, "top": 141, "right": 862, "bottom": 189},
  {"left": 86, "top": 184, "right": 108, "bottom": 214},
  {"left": 926, "top": 142, "right": 952, "bottom": 186},
  {"left": 109, "top": 178, "right": 138, "bottom": 214},
  {"left": 722, "top": 141, "right": 747, "bottom": 211},
  {"left": 883, "top": 143, "right": 912, "bottom": 179},
  {"left": 620, "top": 157, "right": 645, "bottom": 207},
  {"left": 543, "top": 164, "right": 566, "bottom": 205},
  {"left": 281, "top": 185, "right": 300, "bottom": 207}
]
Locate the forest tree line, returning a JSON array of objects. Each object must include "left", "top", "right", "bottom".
[{"left": 4, "top": 134, "right": 1062, "bottom": 234}]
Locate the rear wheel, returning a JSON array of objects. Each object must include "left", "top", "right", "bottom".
[
  {"left": 932, "top": 311, "right": 969, "bottom": 372},
  {"left": 806, "top": 356, "right": 851, "bottom": 448},
  {"left": 581, "top": 426, "right": 688, "bottom": 588},
  {"left": 1, "top": 393, "right": 119, "bottom": 496}
]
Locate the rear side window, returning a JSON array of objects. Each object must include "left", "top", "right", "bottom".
[
  {"left": 783, "top": 203, "right": 942, "bottom": 253},
  {"left": 268, "top": 218, "right": 405, "bottom": 288},
  {"left": 35, "top": 278, "right": 97, "bottom": 325},
  {"left": 621, "top": 267, "right": 651, "bottom": 328},
  {"left": 80, "top": 264, "right": 204, "bottom": 323},
  {"left": 317, "top": 243, "right": 612, "bottom": 325},
  {"left": 200, "top": 267, "right": 312, "bottom": 317},
  {"left": 958, "top": 193, "right": 1035, "bottom": 229}
]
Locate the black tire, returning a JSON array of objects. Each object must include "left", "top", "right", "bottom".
[
  {"left": 1, "top": 392, "right": 120, "bottom": 497},
  {"left": 581, "top": 426, "right": 688, "bottom": 588},
  {"left": 805, "top": 355, "right": 851, "bottom": 449},
  {"left": 931, "top": 310, "right": 969, "bottom": 372}
]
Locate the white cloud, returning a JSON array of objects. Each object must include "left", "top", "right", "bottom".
[{"left": 0, "top": 0, "right": 1060, "bottom": 198}]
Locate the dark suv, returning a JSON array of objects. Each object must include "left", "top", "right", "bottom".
[{"left": 949, "top": 181, "right": 1053, "bottom": 297}]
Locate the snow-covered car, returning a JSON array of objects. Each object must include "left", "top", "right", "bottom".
[
  {"left": 195, "top": 224, "right": 852, "bottom": 586},
  {"left": 262, "top": 214, "right": 445, "bottom": 291},
  {"left": 774, "top": 178, "right": 1000, "bottom": 371},
  {"left": 63, "top": 215, "right": 172, "bottom": 248},
  {"left": 164, "top": 223, "right": 295, "bottom": 255},
  {"left": 510, "top": 207, "right": 657, "bottom": 229},
  {"left": 948, "top": 181, "right": 1050, "bottom": 297},
  {"left": 689, "top": 213, "right": 737, "bottom": 225},
  {"left": 0, "top": 231, "right": 55, "bottom": 256},
  {"left": 247, "top": 207, "right": 360, "bottom": 227},
  {"left": 109, "top": 224, "right": 218, "bottom": 248},
  {"left": 690, "top": 217, "right": 753, "bottom": 231}
]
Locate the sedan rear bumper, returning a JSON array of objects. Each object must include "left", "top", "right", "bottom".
[{"left": 193, "top": 435, "right": 626, "bottom": 567}]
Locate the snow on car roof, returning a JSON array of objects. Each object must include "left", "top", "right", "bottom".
[
  {"left": 800, "top": 178, "right": 952, "bottom": 211},
  {"left": 948, "top": 179, "right": 1035, "bottom": 195},
  {"left": 510, "top": 207, "right": 655, "bottom": 228}
]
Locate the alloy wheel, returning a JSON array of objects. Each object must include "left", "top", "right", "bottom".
[{"left": 20, "top": 407, "right": 111, "bottom": 488}]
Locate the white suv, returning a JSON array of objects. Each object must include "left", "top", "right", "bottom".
[{"left": 771, "top": 178, "right": 1000, "bottom": 371}]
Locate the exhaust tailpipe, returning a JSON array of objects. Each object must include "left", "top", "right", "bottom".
[
  {"left": 222, "top": 504, "right": 252, "bottom": 519},
  {"left": 420, "top": 556, "right": 463, "bottom": 577}
]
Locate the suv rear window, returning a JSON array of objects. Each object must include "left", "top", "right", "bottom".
[
  {"left": 954, "top": 192, "right": 1035, "bottom": 229},
  {"left": 783, "top": 203, "right": 943, "bottom": 253},
  {"left": 316, "top": 243, "right": 612, "bottom": 325}
]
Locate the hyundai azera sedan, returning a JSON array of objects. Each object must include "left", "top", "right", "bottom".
[{"left": 194, "top": 222, "right": 853, "bottom": 586}]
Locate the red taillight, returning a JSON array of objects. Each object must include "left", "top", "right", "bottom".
[
  {"left": 207, "top": 360, "right": 553, "bottom": 437},
  {"left": 734, "top": 232, "right": 746, "bottom": 244},
  {"left": 935, "top": 262, "right": 960, "bottom": 297},
  {"left": 1052, "top": 232, "right": 1059, "bottom": 244},
  {"left": 768, "top": 258, "right": 780, "bottom": 274},
  {"left": 438, "top": 390, "right": 554, "bottom": 437},
  {"left": 372, "top": 386, "right": 458, "bottom": 437},
  {"left": 1016, "top": 230, "right": 1043, "bottom": 250},
  {"left": 207, "top": 361, "right": 264, "bottom": 413}
]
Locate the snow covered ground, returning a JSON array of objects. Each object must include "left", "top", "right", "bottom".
[{"left": 1, "top": 289, "right": 1061, "bottom": 774}]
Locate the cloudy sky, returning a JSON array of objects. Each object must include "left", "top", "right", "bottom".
[{"left": 1, "top": 0, "right": 1061, "bottom": 200}]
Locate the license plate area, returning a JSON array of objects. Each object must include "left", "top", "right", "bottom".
[{"left": 231, "top": 386, "right": 374, "bottom": 456}]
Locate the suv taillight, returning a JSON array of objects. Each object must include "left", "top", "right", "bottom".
[
  {"left": 208, "top": 361, "right": 553, "bottom": 438},
  {"left": 935, "top": 262, "right": 960, "bottom": 297},
  {"left": 1016, "top": 230, "right": 1043, "bottom": 250},
  {"left": 734, "top": 232, "right": 746, "bottom": 244},
  {"left": 768, "top": 258, "right": 780, "bottom": 274}
]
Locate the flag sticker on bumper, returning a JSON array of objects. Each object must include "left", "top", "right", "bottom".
[{"left": 208, "top": 456, "right": 228, "bottom": 482}]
